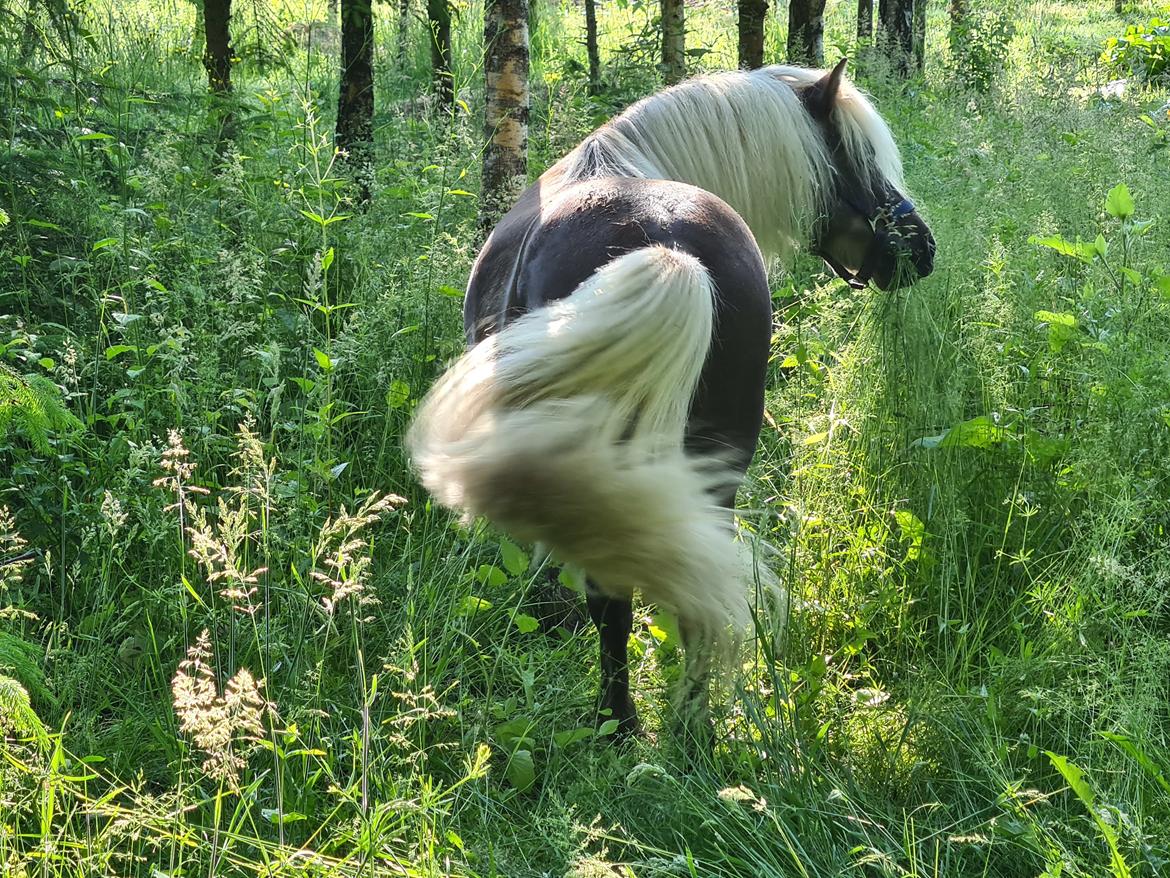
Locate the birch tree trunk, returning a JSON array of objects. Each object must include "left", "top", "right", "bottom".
[
  {"left": 337, "top": 0, "right": 375, "bottom": 202},
  {"left": 738, "top": 0, "right": 768, "bottom": 69},
  {"left": 661, "top": 0, "right": 685, "bottom": 84},
  {"left": 481, "top": 0, "right": 529, "bottom": 236},
  {"left": 787, "top": 0, "right": 827, "bottom": 67},
  {"left": 879, "top": 0, "right": 920, "bottom": 76}
]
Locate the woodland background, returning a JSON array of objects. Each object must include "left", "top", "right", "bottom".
[{"left": 2, "top": 0, "right": 1170, "bottom": 876}]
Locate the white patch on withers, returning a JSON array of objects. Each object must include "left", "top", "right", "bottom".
[{"left": 407, "top": 246, "right": 776, "bottom": 664}]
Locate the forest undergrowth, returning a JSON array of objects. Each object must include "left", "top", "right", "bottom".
[{"left": 2, "top": 1, "right": 1170, "bottom": 876}]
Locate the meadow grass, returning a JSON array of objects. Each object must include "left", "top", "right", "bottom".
[{"left": 2, "top": 0, "right": 1169, "bottom": 875}]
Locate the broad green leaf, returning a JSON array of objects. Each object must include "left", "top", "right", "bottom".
[
  {"left": 438, "top": 284, "right": 464, "bottom": 298},
  {"left": 261, "top": 809, "right": 307, "bottom": 825},
  {"left": 499, "top": 539, "right": 529, "bottom": 576},
  {"left": 1028, "top": 234, "right": 1094, "bottom": 263},
  {"left": 474, "top": 564, "right": 508, "bottom": 588},
  {"left": 459, "top": 595, "right": 493, "bottom": 615},
  {"left": 386, "top": 379, "right": 411, "bottom": 409},
  {"left": 505, "top": 749, "right": 536, "bottom": 791},
  {"left": 312, "top": 348, "right": 332, "bottom": 371},
  {"left": 92, "top": 237, "right": 118, "bottom": 251},
  {"left": 597, "top": 719, "right": 620, "bottom": 737},
  {"left": 75, "top": 131, "right": 114, "bottom": 141},
  {"left": 512, "top": 613, "right": 539, "bottom": 634},
  {"left": 1153, "top": 275, "right": 1170, "bottom": 300},
  {"left": 104, "top": 344, "right": 137, "bottom": 360},
  {"left": 1047, "top": 751, "right": 1132, "bottom": 878},
  {"left": 1035, "top": 310, "right": 1078, "bottom": 352},
  {"left": 1104, "top": 183, "right": 1134, "bottom": 220},
  {"left": 552, "top": 727, "right": 593, "bottom": 748},
  {"left": 321, "top": 246, "right": 335, "bottom": 272}
]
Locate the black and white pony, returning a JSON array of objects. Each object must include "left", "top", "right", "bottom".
[{"left": 408, "top": 60, "right": 935, "bottom": 744}]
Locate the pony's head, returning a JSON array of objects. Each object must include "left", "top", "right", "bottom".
[{"left": 799, "top": 60, "right": 935, "bottom": 291}]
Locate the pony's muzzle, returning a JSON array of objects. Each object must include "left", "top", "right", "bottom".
[{"left": 877, "top": 214, "right": 936, "bottom": 290}]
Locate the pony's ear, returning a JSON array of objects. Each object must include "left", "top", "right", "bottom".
[{"left": 806, "top": 58, "right": 848, "bottom": 121}]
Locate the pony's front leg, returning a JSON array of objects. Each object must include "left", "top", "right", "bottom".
[{"left": 585, "top": 581, "right": 640, "bottom": 741}]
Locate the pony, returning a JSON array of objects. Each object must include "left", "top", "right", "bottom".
[{"left": 407, "top": 60, "right": 936, "bottom": 746}]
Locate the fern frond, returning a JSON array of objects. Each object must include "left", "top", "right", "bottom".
[
  {"left": 0, "top": 673, "right": 51, "bottom": 752},
  {"left": 0, "top": 362, "right": 82, "bottom": 453}
]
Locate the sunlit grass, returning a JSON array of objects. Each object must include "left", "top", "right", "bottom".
[{"left": 2, "top": 0, "right": 1169, "bottom": 875}]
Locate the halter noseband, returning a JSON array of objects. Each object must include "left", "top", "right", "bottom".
[{"left": 818, "top": 196, "right": 917, "bottom": 290}]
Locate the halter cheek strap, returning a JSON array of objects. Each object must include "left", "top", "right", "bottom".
[{"left": 820, "top": 197, "right": 917, "bottom": 290}]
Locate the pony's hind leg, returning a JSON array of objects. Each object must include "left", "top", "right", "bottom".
[{"left": 585, "top": 580, "right": 640, "bottom": 741}]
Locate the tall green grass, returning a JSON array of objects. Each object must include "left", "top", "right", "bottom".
[{"left": 1, "top": 0, "right": 1169, "bottom": 875}]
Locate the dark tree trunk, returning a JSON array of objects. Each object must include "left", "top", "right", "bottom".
[
  {"left": 661, "top": 0, "right": 685, "bottom": 84},
  {"left": 858, "top": 0, "right": 873, "bottom": 39},
  {"left": 585, "top": 0, "right": 601, "bottom": 93},
  {"left": 1114, "top": 0, "right": 1122, "bottom": 12},
  {"left": 879, "top": 0, "right": 920, "bottom": 76},
  {"left": 481, "top": 0, "right": 529, "bottom": 237},
  {"left": 738, "top": 0, "right": 768, "bottom": 69},
  {"left": 427, "top": 0, "right": 453, "bottom": 107},
  {"left": 337, "top": 0, "right": 375, "bottom": 202},
  {"left": 787, "top": 0, "right": 827, "bottom": 67},
  {"left": 203, "top": 0, "right": 232, "bottom": 93}
]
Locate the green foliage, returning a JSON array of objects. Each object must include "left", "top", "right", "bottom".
[
  {"left": 0, "top": 364, "right": 81, "bottom": 453},
  {"left": 948, "top": 6, "right": 1015, "bottom": 92},
  {"left": 0, "top": 1, "right": 1169, "bottom": 877},
  {"left": 1102, "top": 17, "right": 1170, "bottom": 82}
]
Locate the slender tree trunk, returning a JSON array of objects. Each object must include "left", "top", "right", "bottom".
[
  {"left": 427, "top": 0, "right": 453, "bottom": 107},
  {"left": 787, "top": 0, "right": 827, "bottom": 67},
  {"left": 203, "top": 0, "right": 232, "bottom": 93},
  {"left": 878, "top": 0, "right": 919, "bottom": 76},
  {"left": 738, "top": 0, "right": 768, "bottom": 69},
  {"left": 858, "top": 0, "right": 873, "bottom": 39},
  {"left": 481, "top": 0, "right": 529, "bottom": 236},
  {"left": 396, "top": 0, "right": 410, "bottom": 68},
  {"left": 191, "top": 0, "right": 206, "bottom": 57},
  {"left": 913, "top": 0, "right": 926, "bottom": 72},
  {"left": 337, "top": 0, "right": 375, "bottom": 202},
  {"left": 585, "top": 0, "right": 601, "bottom": 94},
  {"left": 661, "top": 0, "right": 685, "bottom": 84}
]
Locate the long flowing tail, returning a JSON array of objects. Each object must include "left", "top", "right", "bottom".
[{"left": 407, "top": 246, "right": 768, "bottom": 646}]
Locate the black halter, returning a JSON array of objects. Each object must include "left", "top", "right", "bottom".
[{"left": 818, "top": 196, "right": 917, "bottom": 290}]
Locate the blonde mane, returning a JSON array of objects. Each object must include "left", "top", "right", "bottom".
[{"left": 559, "top": 65, "right": 905, "bottom": 260}]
